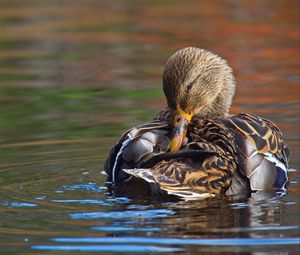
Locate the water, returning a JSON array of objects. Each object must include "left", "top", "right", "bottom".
[{"left": 0, "top": 0, "right": 299, "bottom": 254}]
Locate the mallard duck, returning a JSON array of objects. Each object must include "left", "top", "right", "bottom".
[{"left": 104, "top": 47, "right": 290, "bottom": 199}]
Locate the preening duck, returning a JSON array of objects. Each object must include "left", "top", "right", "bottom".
[{"left": 104, "top": 47, "right": 290, "bottom": 199}]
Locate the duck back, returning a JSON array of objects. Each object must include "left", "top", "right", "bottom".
[{"left": 104, "top": 112, "right": 289, "bottom": 199}]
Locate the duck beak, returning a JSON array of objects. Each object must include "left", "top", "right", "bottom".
[{"left": 170, "top": 107, "right": 193, "bottom": 152}]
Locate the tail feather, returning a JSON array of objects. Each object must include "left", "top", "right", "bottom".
[{"left": 123, "top": 168, "right": 214, "bottom": 200}]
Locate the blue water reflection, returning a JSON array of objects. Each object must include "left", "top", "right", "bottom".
[
  {"left": 70, "top": 209, "right": 175, "bottom": 219},
  {"left": 32, "top": 244, "right": 184, "bottom": 253},
  {"left": 32, "top": 237, "right": 299, "bottom": 253},
  {"left": 0, "top": 202, "right": 38, "bottom": 207}
]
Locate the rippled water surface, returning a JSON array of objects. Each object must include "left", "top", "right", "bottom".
[{"left": 0, "top": 0, "right": 299, "bottom": 254}]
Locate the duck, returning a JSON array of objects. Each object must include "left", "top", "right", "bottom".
[{"left": 104, "top": 47, "right": 290, "bottom": 199}]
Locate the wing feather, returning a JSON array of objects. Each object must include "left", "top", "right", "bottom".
[
  {"left": 105, "top": 111, "right": 289, "bottom": 199},
  {"left": 222, "top": 113, "right": 289, "bottom": 189}
]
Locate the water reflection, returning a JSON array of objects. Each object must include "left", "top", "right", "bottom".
[{"left": 30, "top": 190, "right": 300, "bottom": 253}]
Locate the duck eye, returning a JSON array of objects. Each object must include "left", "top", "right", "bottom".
[
  {"left": 175, "top": 114, "right": 181, "bottom": 123},
  {"left": 187, "top": 83, "right": 193, "bottom": 91}
]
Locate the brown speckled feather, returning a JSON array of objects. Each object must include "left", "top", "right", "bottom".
[
  {"left": 105, "top": 110, "right": 289, "bottom": 199},
  {"left": 225, "top": 113, "right": 289, "bottom": 165}
]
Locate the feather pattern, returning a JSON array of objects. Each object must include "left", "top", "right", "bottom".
[{"left": 104, "top": 111, "right": 289, "bottom": 199}]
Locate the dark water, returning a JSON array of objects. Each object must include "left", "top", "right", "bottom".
[{"left": 0, "top": 0, "right": 299, "bottom": 254}]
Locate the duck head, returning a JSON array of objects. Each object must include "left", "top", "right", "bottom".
[{"left": 162, "top": 47, "right": 236, "bottom": 152}]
